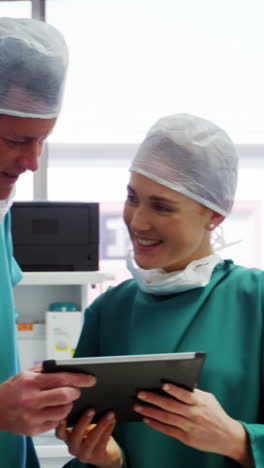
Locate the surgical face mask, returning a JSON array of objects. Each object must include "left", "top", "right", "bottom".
[
  {"left": 126, "top": 251, "right": 221, "bottom": 295},
  {"left": 0, "top": 187, "right": 16, "bottom": 224}
]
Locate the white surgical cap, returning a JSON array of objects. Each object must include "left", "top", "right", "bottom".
[
  {"left": 130, "top": 113, "right": 238, "bottom": 216},
  {"left": 0, "top": 17, "right": 68, "bottom": 119}
]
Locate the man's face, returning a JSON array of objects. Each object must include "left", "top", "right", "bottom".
[{"left": 0, "top": 114, "right": 57, "bottom": 200}]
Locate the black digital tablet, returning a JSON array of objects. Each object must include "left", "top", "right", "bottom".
[{"left": 42, "top": 351, "right": 206, "bottom": 425}]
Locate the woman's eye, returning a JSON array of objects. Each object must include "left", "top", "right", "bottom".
[
  {"left": 126, "top": 194, "right": 138, "bottom": 203},
  {"left": 155, "top": 204, "right": 171, "bottom": 213}
]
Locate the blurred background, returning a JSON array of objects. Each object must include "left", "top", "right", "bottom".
[{"left": 2, "top": 0, "right": 264, "bottom": 290}]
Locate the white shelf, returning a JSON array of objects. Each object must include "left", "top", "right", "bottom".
[
  {"left": 15, "top": 270, "right": 115, "bottom": 329},
  {"left": 34, "top": 443, "right": 71, "bottom": 459},
  {"left": 18, "top": 271, "right": 114, "bottom": 286},
  {"left": 16, "top": 271, "right": 115, "bottom": 370}
]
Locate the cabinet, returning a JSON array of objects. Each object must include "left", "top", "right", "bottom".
[
  {"left": 14, "top": 271, "right": 113, "bottom": 321},
  {"left": 14, "top": 271, "right": 114, "bottom": 369},
  {"left": 14, "top": 271, "right": 114, "bottom": 468}
]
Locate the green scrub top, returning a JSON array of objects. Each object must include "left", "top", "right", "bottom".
[
  {"left": 66, "top": 260, "right": 264, "bottom": 468},
  {"left": 0, "top": 212, "right": 40, "bottom": 468}
]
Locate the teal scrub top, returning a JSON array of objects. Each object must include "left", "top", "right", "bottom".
[
  {"left": 0, "top": 212, "right": 40, "bottom": 468},
  {"left": 66, "top": 260, "right": 264, "bottom": 468}
]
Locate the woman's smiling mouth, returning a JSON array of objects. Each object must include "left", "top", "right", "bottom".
[{"left": 134, "top": 237, "right": 162, "bottom": 251}]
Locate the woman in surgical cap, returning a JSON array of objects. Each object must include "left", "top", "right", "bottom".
[{"left": 58, "top": 114, "right": 264, "bottom": 468}]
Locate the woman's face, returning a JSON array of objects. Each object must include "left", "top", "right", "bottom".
[{"left": 123, "top": 173, "right": 218, "bottom": 272}]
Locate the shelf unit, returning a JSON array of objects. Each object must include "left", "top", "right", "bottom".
[
  {"left": 14, "top": 271, "right": 114, "bottom": 323},
  {"left": 14, "top": 271, "right": 114, "bottom": 463},
  {"left": 14, "top": 271, "right": 114, "bottom": 370}
]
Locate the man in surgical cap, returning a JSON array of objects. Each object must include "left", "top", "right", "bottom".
[{"left": 0, "top": 17, "right": 96, "bottom": 468}]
